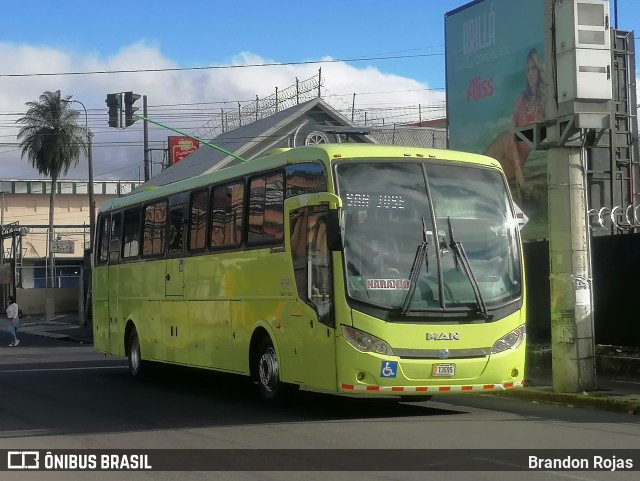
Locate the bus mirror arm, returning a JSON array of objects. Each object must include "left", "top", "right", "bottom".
[{"left": 327, "top": 208, "right": 343, "bottom": 252}]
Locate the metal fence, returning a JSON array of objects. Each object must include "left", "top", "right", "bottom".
[{"left": 369, "top": 127, "right": 448, "bottom": 148}]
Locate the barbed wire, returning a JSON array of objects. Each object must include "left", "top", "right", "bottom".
[
  {"left": 192, "top": 73, "right": 322, "bottom": 139},
  {"left": 191, "top": 70, "right": 447, "bottom": 139},
  {"left": 589, "top": 205, "right": 640, "bottom": 232}
]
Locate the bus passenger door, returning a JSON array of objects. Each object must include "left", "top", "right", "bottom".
[
  {"left": 108, "top": 212, "right": 123, "bottom": 356},
  {"left": 289, "top": 202, "right": 337, "bottom": 391},
  {"left": 165, "top": 205, "right": 185, "bottom": 297},
  {"left": 92, "top": 214, "right": 111, "bottom": 353},
  {"left": 163, "top": 204, "right": 189, "bottom": 365}
]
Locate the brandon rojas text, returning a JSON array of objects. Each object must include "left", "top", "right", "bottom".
[{"left": 529, "top": 455, "right": 633, "bottom": 471}]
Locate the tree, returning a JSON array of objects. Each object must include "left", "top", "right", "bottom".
[{"left": 16, "top": 90, "right": 86, "bottom": 287}]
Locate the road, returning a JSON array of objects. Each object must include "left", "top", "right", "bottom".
[{"left": 1, "top": 333, "right": 639, "bottom": 481}]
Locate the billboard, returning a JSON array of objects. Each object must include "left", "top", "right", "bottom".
[
  {"left": 169, "top": 136, "right": 200, "bottom": 166},
  {"left": 445, "top": 0, "right": 546, "bottom": 240}
]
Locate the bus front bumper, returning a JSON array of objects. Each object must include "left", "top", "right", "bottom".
[
  {"left": 336, "top": 339, "right": 526, "bottom": 396},
  {"left": 339, "top": 380, "right": 524, "bottom": 394}
]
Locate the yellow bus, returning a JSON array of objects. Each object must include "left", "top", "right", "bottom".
[{"left": 93, "top": 144, "right": 526, "bottom": 401}]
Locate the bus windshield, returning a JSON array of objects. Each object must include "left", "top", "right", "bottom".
[{"left": 335, "top": 160, "right": 522, "bottom": 315}]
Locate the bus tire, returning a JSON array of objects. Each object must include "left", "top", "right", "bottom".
[
  {"left": 398, "top": 395, "right": 433, "bottom": 403},
  {"left": 127, "top": 328, "right": 147, "bottom": 380},
  {"left": 255, "top": 337, "right": 295, "bottom": 402}
]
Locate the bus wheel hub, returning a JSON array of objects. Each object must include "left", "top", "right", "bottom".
[{"left": 259, "top": 348, "right": 278, "bottom": 390}]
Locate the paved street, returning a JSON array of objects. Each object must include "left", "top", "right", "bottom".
[{"left": 1, "top": 332, "right": 639, "bottom": 480}]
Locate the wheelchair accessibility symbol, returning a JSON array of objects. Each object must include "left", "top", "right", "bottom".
[{"left": 380, "top": 361, "right": 398, "bottom": 378}]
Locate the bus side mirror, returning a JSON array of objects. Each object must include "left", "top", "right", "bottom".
[{"left": 327, "top": 209, "right": 342, "bottom": 252}]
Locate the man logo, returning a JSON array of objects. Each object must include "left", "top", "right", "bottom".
[{"left": 426, "top": 332, "right": 460, "bottom": 341}]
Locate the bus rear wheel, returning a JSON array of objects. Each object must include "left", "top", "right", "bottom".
[
  {"left": 256, "top": 337, "right": 296, "bottom": 402},
  {"left": 127, "top": 328, "right": 147, "bottom": 379}
]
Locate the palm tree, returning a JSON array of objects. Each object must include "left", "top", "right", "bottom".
[{"left": 16, "top": 90, "right": 86, "bottom": 287}]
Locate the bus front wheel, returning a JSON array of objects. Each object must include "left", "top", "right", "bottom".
[
  {"left": 255, "top": 337, "right": 295, "bottom": 402},
  {"left": 127, "top": 328, "right": 147, "bottom": 379}
]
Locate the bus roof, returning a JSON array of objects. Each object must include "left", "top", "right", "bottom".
[{"left": 99, "top": 144, "right": 501, "bottom": 212}]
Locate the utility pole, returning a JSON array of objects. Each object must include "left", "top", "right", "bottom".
[
  {"left": 0, "top": 192, "right": 4, "bottom": 303},
  {"left": 62, "top": 98, "right": 95, "bottom": 250},
  {"left": 87, "top": 129, "right": 95, "bottom": 251},
  {"left": 543, "top": 0, "right": 612, "bottom": 392},
  {"left": 143, "top": 95, "right": 150, "bottom": 182}
]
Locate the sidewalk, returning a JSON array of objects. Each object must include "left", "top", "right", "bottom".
[
  {"left": 2, "top": 316, "right": 639, "bottom": 414},
  {"left": 496, "top": 345, "right": 640, "bottom": 415},
  {"left": 498, "top": 365, "right": 640, "bottom": 415},
  {"left": 0, "top": 312, "right": 92, "bottom": 344}
]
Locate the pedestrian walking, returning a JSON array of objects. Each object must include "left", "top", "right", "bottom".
[{"left": 6, "top": 296, "right": 20, "bottom": 347}]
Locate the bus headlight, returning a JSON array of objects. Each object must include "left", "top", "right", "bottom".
[
  {"left": 341, "top": 325, "right": 395, "bottom": 356},
  {"left": 490, "top": 324, "right": 526, "bottom": 354}
]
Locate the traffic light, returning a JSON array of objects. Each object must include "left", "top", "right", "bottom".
[
  {"left": 124, "top": 91, "right": 141, "bottom": 127},
  {"left": 105, "top": 93, "right": 121, "bottom": 128}
]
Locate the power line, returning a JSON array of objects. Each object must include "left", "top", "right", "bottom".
[{"left": 0, "top": 53, "right": 444, "bottom": 78}]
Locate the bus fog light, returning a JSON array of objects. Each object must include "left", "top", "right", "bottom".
[
  {"left": 490, "top": 324, "right": 526, "bottom": 354},
  {"left": 341, "top": 325, "right": 394, "bottom": 356},
  {"left": 357, "top": 372, "right": 365, "bottom": 381},
  {"left": 511, "top": 368, "right": 519, "bottom": 377}
]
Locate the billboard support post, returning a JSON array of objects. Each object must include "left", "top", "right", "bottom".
[{"left": 545, "top": 0, "right": 596, "bottom": 392}]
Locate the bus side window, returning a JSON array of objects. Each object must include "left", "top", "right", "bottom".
[
  {"left": 109, "top": 212, "right": 122, "bottom": 263},
  {"left": 290, "top": 210, "right": 308, "bottom": 298},
  {"left": 143, "top": 202, "right": 167, "bottom": 257},
  {"left": 189, "top": 190, "right": 208, "bottom": 251},
  {"left": 122, "top": 207, "right": 141, "bottom": 259},
  {"left": 211, "top": 182, "right": 245, "bottom": 249},
  {"left": 248, "top": 171, "right": 283, "bottom": 245}
]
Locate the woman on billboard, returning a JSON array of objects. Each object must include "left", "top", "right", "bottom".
[{"left": 485, "top": 48, "right": 545, "bottom": 189}]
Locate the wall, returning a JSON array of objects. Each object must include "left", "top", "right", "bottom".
[
  {"left": 524, "top": 234, "right": 640, "bottom": 347},
  {"left": 16, "top": 287, "right": 79, "bottom": 316},
  {"left": 3, "top": 193, "right": 114, "bottom": 257}
]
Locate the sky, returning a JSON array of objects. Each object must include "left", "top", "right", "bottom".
[{"left": 1, "top": 0, "right": 639, "bottom": 182}]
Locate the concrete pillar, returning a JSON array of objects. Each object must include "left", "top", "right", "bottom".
[{"left": 45, "top": 296, "right": 55, "bottom": 321}]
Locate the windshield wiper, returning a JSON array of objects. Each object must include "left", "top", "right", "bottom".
[
  {"left": 447, "top": 217, "right": 489, "bottom": 318},
  {"left": 401, "top": 218, "right": 429, "bottom": 314}
]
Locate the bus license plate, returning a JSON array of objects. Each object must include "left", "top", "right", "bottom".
[{"left": 432, "top": 363, "right": 455, "bottom": 377}]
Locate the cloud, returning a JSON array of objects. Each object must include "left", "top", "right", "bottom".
[{"left": 0, "top": 42, "right": 445, "bottom": 181}]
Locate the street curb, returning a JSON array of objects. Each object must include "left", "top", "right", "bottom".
[{"left": 493, "top": 387, "right": 640, "bottom": 415}]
